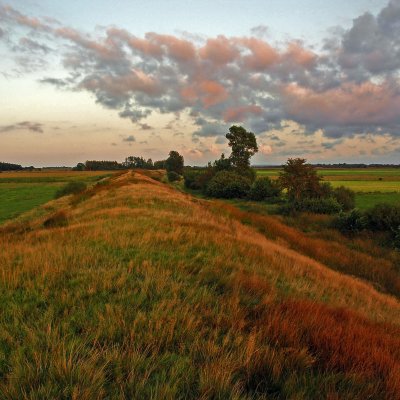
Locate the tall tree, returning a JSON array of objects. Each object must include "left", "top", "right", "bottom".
[
  {"left": 279, "top": 158, "right": 322, "bottom": 201},
  {"left": 226, "top": 125, "right": 258, "bottom": 172},
  {"left": 165, "top": 151, "right": 184, "bottom": 175}
]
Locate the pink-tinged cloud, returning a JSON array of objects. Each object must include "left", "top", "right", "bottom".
[
  {"left": 282, "top": 81, "right": 400, "bottom": 126},
  {"left": 129, "top": 36, "right": 163, "bottom": 58},
  {"left": 199, "top": 35, "right": 238, "bottom": 65},
  {"left": 181, "top": 80, "right": 228, "bottom": 108},
  {"left": 80, "top": 69, "right": 161, "bottom": 97},
  {"left": 237, "top": 37, "right": 280, "bottom": 70},
  {"left": 146, "top": 33, "right": 196, "bottom": 62},
  {"left": 284, "top": 42, "right": 316, "bottom": 67},
  {"left": 223, "top": 105, "right": 263, "bottom": 122},
  {"left": 105, "top": 28, "right": 164, "bottom": 58},
  {"left": 199, "top": 80, "right": 228, "bottom": 107},
  {"left": 56, "top": 27, "right": 123, "bottom": 61},
  {"left": 4, "top": 3, "right": 400, "bottom": 140}
]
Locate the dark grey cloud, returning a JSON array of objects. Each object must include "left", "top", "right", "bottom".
[
  {"left": 139, "top": 123, "right": 152, "bottom": 130},
  {"left": 122, "top": 135, "right": 136, "bottom": 142},
  {"left": 15, "top": 37, "right": 51, "bottom": 53},
  {"left": 2, "top": 1, "right": 400, "bottom": 142},
  {"left": 0, "top": 121, "right": 44, "bottom": 133},
  {"left": 39, "top": 77, "right": 68, "bottom": 87},
  {"left": 193, "top": 122, "right": 228, "bottom": 138},
  {"left": 322, "top": 139, "right": 344, "bottom": 150}
]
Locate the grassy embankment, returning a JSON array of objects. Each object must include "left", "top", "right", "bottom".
[
  {"left": 0, "top": 170, "right": 399, "bottom": 399},
  {"left": 256, "top": 168, "right": 400, "bottom": 209},
  {"left": 0, "top": 171, "right": 116, "bottom": 224}
]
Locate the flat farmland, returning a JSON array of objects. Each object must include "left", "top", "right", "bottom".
[
  {"left": 256, "top": 168, "right": 400, "bottom": 209},
  {"left": 0, "top": 170, "right": 116, "bottom": 223}
]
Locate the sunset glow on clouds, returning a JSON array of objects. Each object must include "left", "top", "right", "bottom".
[{"left": 1, "top": 1, "right": 400, "bottom": 165}]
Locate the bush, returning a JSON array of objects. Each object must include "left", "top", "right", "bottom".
[
  {"left": 197, "top": 168, "right": 217, "bottom": 192},
  {"left": 206, "top": 171, "right": 251, "bottom": 199},
  {"left": 364, "top": 203, "right": 400, "bottom": 232},
  {"left": 167, "top": 171, "right": 181, "bottom": 182},
  {"left": 43, "top": 210, "right": 68, "bottom": 228},
  {"left": 239, "top": 167, "right": 257, "bottom": 183},
  {"left": 183, "top": 169, "right": 203, "bottom": 190},
  {"left": 55, "top": 181, "right": 87, "bottom": 199},
  {"left": 294, "top": 197, "right": 341, "bottom": 214},
  {"left": 333, "top": 186, "right": 355, "bottom": 211},
  {"left": 249, "top": 177, "right": 281, "bottom": 201},
  {"left": 333, "top": 209, "right": 366, "bottom": 234}
]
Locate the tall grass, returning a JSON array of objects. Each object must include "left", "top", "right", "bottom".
[
  {"left": 213, "top": 202, "right": 400, "bottom": 297},
  {"left": 0, "top": 171, "right": 399, "bottom": 399}
]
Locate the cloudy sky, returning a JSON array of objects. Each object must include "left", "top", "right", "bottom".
[{"left": 1, "top": 0, "right": 400, "bottom": 166}]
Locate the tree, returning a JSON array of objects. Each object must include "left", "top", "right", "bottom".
[
  {"left": 73, "top": 162, "right": 86, "bottom": 171},
  {"left": 213, "top": 153, "right": 232, "bottom": 172},
  {"left": 249, "top": 177, "right": 281, "bottom": 201},
  {"left": 226, "top": 125, "right": 258, "bottom": 172},
  {"left": 279, "top": 158, "right": 322, "bottom": 202},
  {"left": 206, "top": 171, "right": 251, "bottom": 199},
  {"left": 165, "top": 151, "right": 184, "bottom": 175}
]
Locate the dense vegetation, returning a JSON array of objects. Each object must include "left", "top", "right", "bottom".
[
  {"left": 73, "top": 157, "right": 166, "bottom": 171},
  {"left": 0, "top": 162, "right": 23, "bottom": 171}
]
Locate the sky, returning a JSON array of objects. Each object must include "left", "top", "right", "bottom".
[{"left": 1, "top": 0, "right": 400, "bottom": 166}]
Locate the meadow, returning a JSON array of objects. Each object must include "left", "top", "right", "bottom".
[
  {"left": 0, "top": 170, "right": 399, "bottom": 399},
  {"left": 0, "top": 171, "right": 115, "bottom": 224},
  {"left": 257, "top": 168, "right": 400, "bottom": 209}
]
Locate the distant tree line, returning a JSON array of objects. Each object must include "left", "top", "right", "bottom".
[
  {"left": 0, "top": 162, "right": 23, "bottom": 171},
  {"left": 73, "top": 157, "right": 166, "bottom": 171},
  {"left": 0, "top": 162, "right": 35, "bottom": 171}
]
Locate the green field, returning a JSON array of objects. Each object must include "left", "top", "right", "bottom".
[
  {"left": 256, "top": 168, "right": 400, "bottom": 209},
  {"left": 0, "top": 171, "right": 115, "bottom": 223}
]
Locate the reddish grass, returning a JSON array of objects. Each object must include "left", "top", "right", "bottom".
[
  {"left": 258, "top": 299, "right": 400, "bottom": 399},
  {"left": 213, "top": 202, "right": 400, "bottom": 297}
]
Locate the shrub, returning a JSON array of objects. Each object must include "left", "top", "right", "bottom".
[
  {"left": 333, "top": 209, "right": 366, "bottom": 234},
  {"left": 43, "top": 210, "right": 68, "bottom": 228},
  {"left": 249, "top": 177, "right": 281, "bottom": 201},
  {"left": 364, "top": 203, "right": 400, "bottom": 232},
  {"left": 55, "top": 181, "right": 87, "bottom": 199},
  {"left": 198, "top": 168, "right": 217, "bottom": 191},
  {"left": 294, "top": 197, "right": 341, "bottom": 214},
  {"left": 239, "top": 167, "right": 257, "bottom": 183},
  {"left": 333, "top": 186, "right": 355, "bottom": 211},
  {"left": 167, "top": 171, "right": 181, "bottom": 182},
  {"left": 206, "top": 171, "right": 251, "bottom": 199},
  {"left": 183, "top": 169, "right": 203, "bottom": 190}
]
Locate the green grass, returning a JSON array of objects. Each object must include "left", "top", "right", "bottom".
[
  {"left": 355, "top": 192, "right": 400, "bottom": 210},
  {"left": 0, "top": 184, "right": 59, "bottom": 224},
  {"left": 0, "top": 172, "right": 114, "bottom": 224},
  {"left": 329, "top": 180, "right": 400, "bottom": 192}
]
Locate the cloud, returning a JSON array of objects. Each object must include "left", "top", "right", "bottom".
[
  {"left": 2, "top": 1, "right": 400, "bottom": 143},
  {"left": 139, "top": 123, "right": 152, "bottom": 130},
  {"left": 122, "top": 135, "right": 136, "bottom": 142},
  {"left": 39, "top": 77, "right": 68, "bottom": 87},
  {"left": 0, "top": 121, "right": 44, "bottom": 133},
  {"left": 223, "top": 105, "right": 262, "bottom": 122},
  {"left": 16, "top": 37, "right": 51, "bottom": 53}
]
